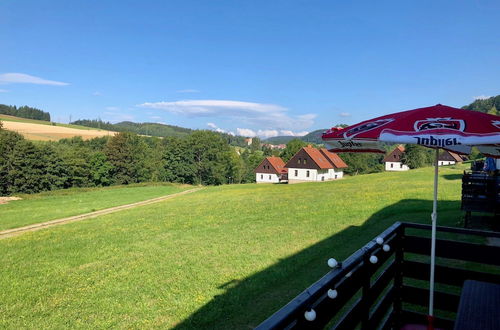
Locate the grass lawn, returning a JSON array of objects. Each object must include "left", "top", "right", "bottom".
[
  {"left": 0, "top": 183, "right": 192, "bottom": 231},
  {"left": 0, "top": 165, "right": 468, "bottom": 329}
]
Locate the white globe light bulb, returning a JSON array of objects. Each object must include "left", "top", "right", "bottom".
[
  {"left": 376, "top": 237, "right": 384, "bottom": 245},
  {"left": 383, "top": 244, "right": 390, "bottom": 252},
  {"left": 327, "top": 258, "right": 338, "bottom": 268},
  {"left": 304, "top": 309, "right": 316, "bottom": 321},
  {"left": 369, "top": 255, "right": 378, "bottom": 264},
  {"left": 327, "top": 289, "right": 338, "bottom": 299}
]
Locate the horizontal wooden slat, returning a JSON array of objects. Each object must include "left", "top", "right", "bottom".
[
  {"left": 292, "top": 263, "right": 368, "bottom": 329},
  {"left": 367, "top": 261, "right": 395, "bottom": 306},
  {"left": 402, "top": 222, "right": 500, "bottom": 238},
  {"left": 369, "top": 287, "right": 394, "bottom": 329},
  {"left": 401, "top": 285, "right": 460, "bottom": 313},
  {"left": 332, "top": 298, "right": 362, "bottom": 330},
  {"left": 403, "top": 260, "right": 500, "bottom": 286},
  {"left": 403, "top": 235, "right": 500, "bottom": 266},
  {"left": 380, "top": 310, "right": 394, "bottom": 330}
]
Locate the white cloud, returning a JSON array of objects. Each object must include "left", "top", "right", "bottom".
[
  {"left": 474, "top": 95, "right": 491, "bottom": 100},
  {"left": 0, "top": 89, "right": 8, "bottom": 93},
  {"left": 176, "top": 89, "right": 200, "bottom": 93},
  {"left": 236, "top": 128, "right": 257, "bottom": 137},
  {"left": 279, "top": 130, "right": 309, "bottom": 136},
  {"left": 257, "top": 130, "right": 279, "bottom": 139},
  {"left": 0, "top": 73, "right": 69, "bottom": 86},
  {"left": 206, "top": 122, "right": 235, "bottom": 135},
  {"left": 339, "top": 112, "right": 351, "bottom": 117},
  {"left": 235, "top": 128, "right": 308, "bottom": 138},
  {"left": 138, "top": 99, "right": 316, "bottom": 130}
]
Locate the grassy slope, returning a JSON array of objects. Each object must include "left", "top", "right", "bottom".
[
  {"left": 0, "top": 183, "right": 191, "bottom": 230},
  {"left": 0, "top": 165, "right": 466, "bottom": 329}
]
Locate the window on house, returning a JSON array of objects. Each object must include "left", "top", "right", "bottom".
[
  {"left": 335, "top": 175, "right": 337, "bottom": 179},
  {"left": 306, "top": 170, "right": 310, "bottom": 177},
  {"left": 391, "top": 163, "right": 394, "bottom": 168},
  {"left": 261, "top": 174, "right": 263, "bottom": 179},
  {"left": 394, "top": 155, "right": 397, "bottom": 159},
  {"left": 295, "top": 170, "right": 298, "bottom": 177},
  {"left": 400, "top": 163, "right": 403, "bottom": 168},
  {"left": 298, "top": 158, "right": 301, "bottom": 164},
  {"left": 304, "top": 159, "right": 307, "bottom": 164},
  {"left": 269, "top": 175, "right": 271, "bottom": 180}
]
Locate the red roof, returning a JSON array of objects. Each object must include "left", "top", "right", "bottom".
[
  {"left": 383, "top": 145, "right": 405, "bottom": 162},
  {"left": 320, "top": 148, "right": 348, "bottom": 168},
  {"left": 301, "top": 146, "right": 333, "bottom": 169},
  {"left": 439, "top": 150, "right": 465, "bottom": 162},
  {"left": 267, "top": 156, "right": 288, "bottom": 173}
]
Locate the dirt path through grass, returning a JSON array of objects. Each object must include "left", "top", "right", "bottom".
[{"left": 0, "top": 187, "right": 202, "bottom": 239}]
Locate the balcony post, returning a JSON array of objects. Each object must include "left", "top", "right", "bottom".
[{"left": 392, "top": 223, "right": 404, "bottom": 329}]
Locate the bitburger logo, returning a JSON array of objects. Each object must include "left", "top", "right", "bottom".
[
  {"left": 343, "top": 118, "right": 393, "bottom": 139},
  {"left": 414, "top": 118, "right": 465, "bottom": 132}
]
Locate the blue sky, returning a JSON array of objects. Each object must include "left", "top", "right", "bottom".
[{"left": 1, "top": 0, "right": 499, "bottom": 138}]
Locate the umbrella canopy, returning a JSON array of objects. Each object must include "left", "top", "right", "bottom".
[
  {"left": 322, "top": 104, "right": 500, "bottom": 158},
  {"left": 322, "top": 104, "right": 500, "bottom": 328}
]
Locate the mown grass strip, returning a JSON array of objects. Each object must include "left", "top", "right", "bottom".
[{"left": 0, "top": 183, "right": 192, "bottom": 230}]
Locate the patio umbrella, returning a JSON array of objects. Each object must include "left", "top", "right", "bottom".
[{"left": 321, "top": 104, "right": 500, "bottom": 328}]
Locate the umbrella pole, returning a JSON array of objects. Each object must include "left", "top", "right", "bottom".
[{"left": 428, "top": 148, "right": 439, "bottom": 329}]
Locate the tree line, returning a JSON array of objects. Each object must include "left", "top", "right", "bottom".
[
  {"left": 0, "top": 123, "right": 265, "bottom": 196},
  {"left": 0, "top": 118, "right": 484, "bottom": 196},
  {"left": 0, "top": 104, "right": 51, "bottom": 121},
  {"left": 462, "top": 95, "right": 499, "bottom": 115}
]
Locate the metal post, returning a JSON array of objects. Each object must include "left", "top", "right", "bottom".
[{"left": 428, "top": 148, "right": 439, "bottom": 329}]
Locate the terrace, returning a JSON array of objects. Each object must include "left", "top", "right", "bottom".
[{"left": 256, "top": 222, "right": 500, "bottom": 330}]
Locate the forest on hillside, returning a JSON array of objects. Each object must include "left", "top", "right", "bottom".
[
  {"left": 0, "top": 104, "right": 51, "bottom": 121},
  {"left": 462, "top": 95, "right": 500, "bottom": 115},
  {"left": 0, "top": 123, "right": 268, "bottom": 195}
]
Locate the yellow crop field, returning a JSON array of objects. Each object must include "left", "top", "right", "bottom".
[{"left": 1, "top": 118, "right": 116, "bottom": 141}]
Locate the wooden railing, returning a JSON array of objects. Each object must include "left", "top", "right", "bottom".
[
  {"left": 461, "top": 171, "right": 500, "bottom": 226},
  {"left": 256, "top": 222, "right": 500, "bottom": 330}
]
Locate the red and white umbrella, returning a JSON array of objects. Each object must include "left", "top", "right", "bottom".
[{"left": 322, "top": 104, "right": 500, "bottom": 327}]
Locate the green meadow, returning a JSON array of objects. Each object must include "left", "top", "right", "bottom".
[
  {"left": 0, "top": 165, "right": 467, "bottom": 329},
  {"left": 0, "top": 183, "right": 191, "bottom": 231}
]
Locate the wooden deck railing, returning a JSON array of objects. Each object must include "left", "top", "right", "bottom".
[{"left": 256, "top": 222, "right": 500, "bottom": 330}]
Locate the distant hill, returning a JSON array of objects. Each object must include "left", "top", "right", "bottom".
[
  {"left": 71, "top": 119, "right": 192, "bottom": 138},
  {"left": 462, "top": 95, "right": 499, "bottom": 115},
  {"left": 263, "top": 136, "right": 296, "bottom": 144},
  {"left": 263, "top": 129, "right": 328, "bottom": 145},
  {"left": 300, "top": 129, "right": 328, "bottom": 144},
  {"left": 72, "top": 119, "right": 249, "bottom": 147}
]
